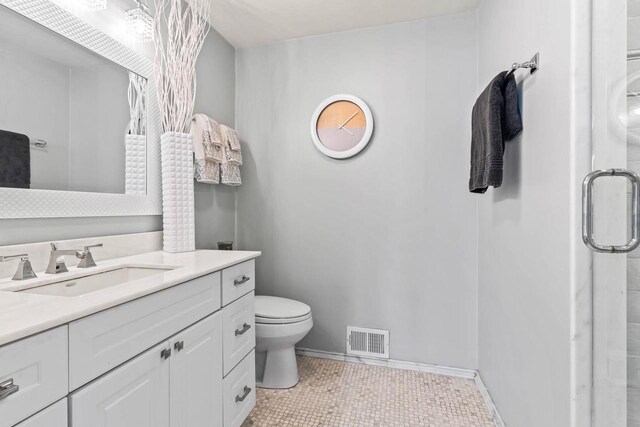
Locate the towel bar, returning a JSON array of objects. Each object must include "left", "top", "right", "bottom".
[
  {"left": 29, "top": 138, "right": 47, "bottom": 148},
  {"left": 505, "top": 53, "right": 539, "bottom": 77}
]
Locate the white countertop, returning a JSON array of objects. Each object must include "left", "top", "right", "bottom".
[{"left": 0, "top": 250, "right": 261, "bottom": 347}]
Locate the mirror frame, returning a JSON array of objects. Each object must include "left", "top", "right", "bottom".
[{"left": 0, "top": 0, "right": 162, "bottom": 218}]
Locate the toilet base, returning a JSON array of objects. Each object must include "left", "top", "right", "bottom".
[
  {"left": 255, "top": 316, "right": 313, "bottom": 389},
  {"left": 256, "top": 346, "right": 299, "bottom": 389}
]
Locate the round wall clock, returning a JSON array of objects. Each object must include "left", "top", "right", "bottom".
[{"left": 310, "top": 94, "right": 374, "bottom": 159}]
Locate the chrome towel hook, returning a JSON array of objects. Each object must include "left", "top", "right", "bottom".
[{"left": 506, "top": 52, "right": 540, "bottom": 78}]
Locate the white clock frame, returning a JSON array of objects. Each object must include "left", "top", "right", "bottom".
[{"left": 310, "top": 94, "right": 374, "bottom": 159}]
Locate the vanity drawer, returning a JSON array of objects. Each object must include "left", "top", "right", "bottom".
[
  {"left": 69, "top": 272, "right": 221, "bottom": 390},
  {"left": 222, "top": 260, "right": 255, "bottom": 306},
  {"left": 15, "top": 398, "right": 67, "bottom": 427},
  {"left": 0, "top": 326, "right": 68, "bottom": 427},
  {"left": 223, "top": 292, "right": 255, "bottom": 376},
  {"left": 223, "top": 350, "right": 256, "bottom": 427}
]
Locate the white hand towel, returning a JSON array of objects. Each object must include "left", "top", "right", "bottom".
[
  {"left": 219, "top": 124, "right": 242, "bottom": 166},
  {"left": 217, "top": 124, "right": 242, "bottom": 186},
  {"left": 220, "top": 163, "right": 241, "bottom": 186},
  {"left": 191, "top": 114, "right": 219, "bottom": 184},
  {"left": 205, "top": 118, "right": 224, "bottom": 163}
]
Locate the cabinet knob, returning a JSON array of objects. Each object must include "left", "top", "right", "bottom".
[
  {"left": 160, "top": 348, "right": 172, "bottom": 360},
  {"left": 0, "top": 378, "right": 19, "bottom": 400},
  {"left": 234, "top": 275, "right": 250, "bottom": 286},
  {"left": 174, "top": 341, "right": 185, "bottom": 351},
  {"left": 235, "top": 323, "right": 251, "bottom": 336},
  {"left": 235, "top": 386, "right": 252, "bottom": 403}
]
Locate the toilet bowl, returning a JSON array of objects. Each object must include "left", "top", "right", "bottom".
[{"left": 255, "top": 295, "right": 313, "bottom": 389}]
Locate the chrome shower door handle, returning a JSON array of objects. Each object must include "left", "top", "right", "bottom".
[{"left": 582, "top": 168, "right": 640, "bottom": 253}]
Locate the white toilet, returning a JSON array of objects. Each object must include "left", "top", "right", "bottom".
[{"left": 255, "top": 295, "right": 313, "bottom": 389}]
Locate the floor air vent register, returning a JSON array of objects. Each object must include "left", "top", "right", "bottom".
[{"left": 346, "top": 326, "right": 389, "bottom": 359}]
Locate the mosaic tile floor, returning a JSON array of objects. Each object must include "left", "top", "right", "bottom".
[{"left": 242, "top": 356, "right": 497, "bottom": 427}]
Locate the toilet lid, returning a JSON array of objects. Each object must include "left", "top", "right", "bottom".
[{"left": 255, "top": 296, "right": 311, "bottom": 320}]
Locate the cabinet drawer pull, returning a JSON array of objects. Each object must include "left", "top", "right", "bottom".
[
  {"left": 234, "top": 275, "right": 250, "bottom": 286},
  {"left": 160, "top": 348, "right": 172, "bottom": 360},
  {"left": 235, "top": 323, "right": 251, "bottom": 336},
  {"left": 0, "top": 378, "right": 19, "bottom": 400},
  {"left": 174, "top": 341, "right": 185, "bottom": 351},
  {"left": 235, "top": 386, "right": 251, "bottom": 403}
]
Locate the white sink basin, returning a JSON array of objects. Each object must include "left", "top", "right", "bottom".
[{"left": 19, "top": 266, "right": 175, "bottom": 297}]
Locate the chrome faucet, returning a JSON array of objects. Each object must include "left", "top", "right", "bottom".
[
  {"left": 77, "top": 244, "right": 103, "bottom": 269},
  {"left": 46, "top": 243, "right": 86, "bottom": 274},
  {"left": 0, "top": 254, "right": 37, "bottom": 280}
]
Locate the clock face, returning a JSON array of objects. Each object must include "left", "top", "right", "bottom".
[
  {"left": 316, "top": 101, "right": 367, "bottom": 152},
  {"left": 310, "top": 94, "right": 373, "bottom": 159}
]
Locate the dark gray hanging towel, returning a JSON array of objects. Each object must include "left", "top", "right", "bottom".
[
  {"left": 0, "top": 130, "right": 31, "bottom": 189},
  {"left": 469, "top": 71, "right": 523, "bottom": 193}
]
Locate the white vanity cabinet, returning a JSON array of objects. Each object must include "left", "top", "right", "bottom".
[
  {"left": 0, "top": 255, "right": 258, "bottom": 427},
  {"left": 70, "top": 312, "right": 223, "bottom": 427}
]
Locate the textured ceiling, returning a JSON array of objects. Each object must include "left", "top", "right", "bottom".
[{"left": 209, "top": 0, "right": 480, "bottom": 48}]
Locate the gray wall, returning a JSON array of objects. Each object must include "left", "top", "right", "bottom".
[
  {"left": 235, "top": 12, "right": 479, "bottom": 369},
  {"left": 0, "top": 41, "right": 70, "bottom": 191},
  {"left": 193, "top": 31, "right": 237, "bottom": 249},
  {"left": 68, "top": 63, "right": 130, "bottom": 194},
  {"left": 0, "top": 5, "right": 236, "bottom": 247},
  {"left": 476, "top": 0, "right": 573, "bottom": 426}
]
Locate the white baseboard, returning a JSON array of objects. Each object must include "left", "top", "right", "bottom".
[
  {"left": 295, "top": 347, "right": 505, "bottom": 426},
  {"left": 295, "top": 347, "right": 476, "bottom": 378},
  {"left": 474, "top": 372, "right": 506, "bottom": 427}
]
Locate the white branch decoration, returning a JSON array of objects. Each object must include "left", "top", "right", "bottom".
[
  {"left": 127, "top": 71, "right": 147, "bottom": 135},
  {"left": 153, "top": 0, "right": 211, "bottom": 134}
]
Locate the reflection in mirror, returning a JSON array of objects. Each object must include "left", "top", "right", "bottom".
[
  {"left": 0, "top": 5, "right": 147, "bottom": 194},
  {"left": 125, "top": 72, "right": 148, "bottom": 195}
]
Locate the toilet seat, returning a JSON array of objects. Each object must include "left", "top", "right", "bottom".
[
  {"left": 255, "top": 296, "right": 312, "bottom": 324},
  {"left": 256, "top": 312, "right": 312, "bottom": 324}
]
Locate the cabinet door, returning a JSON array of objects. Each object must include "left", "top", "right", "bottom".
[
  {"left": 15, "top": 398, "right": 67, "bottom": 427},
  {"left": 170, "top": 312, "right": 223, "bottom": 427},
  {"left": 70, "top": 341, "right": 170, "bottom": 427}
]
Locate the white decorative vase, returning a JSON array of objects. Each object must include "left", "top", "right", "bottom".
[
  {"left": 160, "top": 131, "right": 195, "bottom": 253},
  {"left": 125, "top": 134, "right": 147, "bottom": 195}
]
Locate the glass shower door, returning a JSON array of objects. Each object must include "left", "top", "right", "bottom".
[{"left": 588, "top": 0, "right": 640, "bottom": 425}]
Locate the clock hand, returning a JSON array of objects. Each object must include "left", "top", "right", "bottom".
[
  {"left": 340, "top": 127, "right": 354, "bottom": 135},
  {"left": 338, "top": 111, "right": 359, "bottom": 129}
]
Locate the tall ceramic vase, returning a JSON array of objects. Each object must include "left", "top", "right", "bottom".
[{"left": 160, "top": 131, "right": 195, "bottom": 253}]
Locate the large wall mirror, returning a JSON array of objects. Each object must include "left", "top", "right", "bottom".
[{"left": 0, "top": 0, "right": 161, "bottom": 217}]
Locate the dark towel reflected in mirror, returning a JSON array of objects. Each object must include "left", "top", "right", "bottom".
[{"left": 0, "top": 130, "right": 30, "bottom": 189}]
